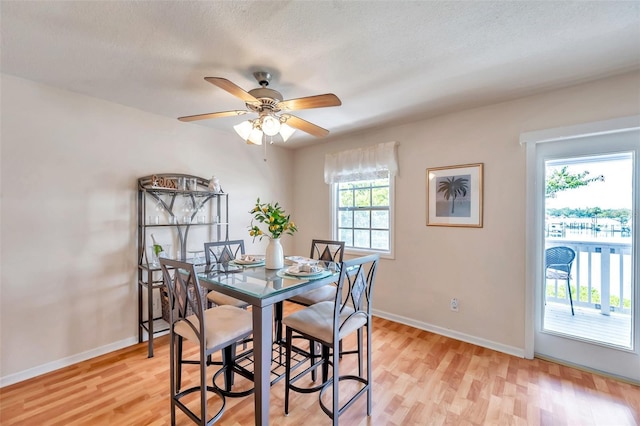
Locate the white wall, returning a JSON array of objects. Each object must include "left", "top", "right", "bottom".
[
  {"left": 0, "top": 75, "right": 294, "bottom": 384},
  {"left": 291, "top": 71, "right": 640, "bottom": 355},
  {"left": 3, "top": 71, "right": 638, "bottom": 385}
]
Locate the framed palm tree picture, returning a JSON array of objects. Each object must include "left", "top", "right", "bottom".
[{"left": 426, "top": 163, "right": 483, "bottom": 227}]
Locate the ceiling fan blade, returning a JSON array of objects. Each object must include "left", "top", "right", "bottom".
[
  {"left": 178, "top": 110, "right": 248, "bottom": 122},
  {"left": 277, "top": 94, "right": 341, "bottom": 111},
  {"left": 282, "top": 114, "right": 329, "bottom": 137},
  {"left": 204, "top": 77, "right": 259, "bottom": 103}
]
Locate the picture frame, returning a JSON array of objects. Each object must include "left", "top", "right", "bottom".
[{"left": 426, "top": 163, "right": 483, "bottom": 227}]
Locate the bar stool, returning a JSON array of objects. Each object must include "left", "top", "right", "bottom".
[
  {"left": 160, "top": 258, "right": 253, "bottom": 425},
  {"left": 276, "top": 239, "right": 345, "bottom": 379},
  {"left": 282, "top": 254, "right": 379, "bottom": 425},
  {"left": 288, "top": 239, "right": 345, "bottom": 306},
  {"left": 203, "top": 240, "right": 249, "bottom": 309}
]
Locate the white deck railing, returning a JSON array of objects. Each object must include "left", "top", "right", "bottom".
[{"left": 546, "top": 239, "right": 633, "bottom": 315}]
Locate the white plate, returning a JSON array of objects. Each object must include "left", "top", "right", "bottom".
[
  {"left": 286, "top": 266, "right": 325, "bottom": 277},
  {"left": 234, "top": 257, "right": 265, "bottom": 265}
]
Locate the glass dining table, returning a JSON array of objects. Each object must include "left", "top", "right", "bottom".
[{"left": 197, "top": 260, "right": 340, "bottom": 426}]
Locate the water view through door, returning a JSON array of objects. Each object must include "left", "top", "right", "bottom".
[
  {"left": 543, "top": 153, "right": 633, "bottom": 348},
  {"left": 533, "top": 128, "right": 638, "bottom": 383}
]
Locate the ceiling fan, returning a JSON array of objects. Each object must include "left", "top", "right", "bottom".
[{"left": 178, "top": 71, "right": 342, "bottom": 144}]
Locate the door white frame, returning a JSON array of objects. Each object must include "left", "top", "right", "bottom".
[{"left": 521, "top": 115, "right": 640, "bottom": 382}]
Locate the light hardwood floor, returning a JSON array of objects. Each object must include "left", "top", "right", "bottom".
[{"left": 1, "top": 303, "right": 639, "bottom": 425}]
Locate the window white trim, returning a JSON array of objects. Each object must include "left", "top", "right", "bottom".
[
  {"left": 520, "top": 115, "right": 640, "bottom": 146},
  {"left": 330, "top": 175, "right": 395, "bottom": 259}
]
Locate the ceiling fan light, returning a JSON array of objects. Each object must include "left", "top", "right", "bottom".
[
  {"left": 261, "top": 115, "right": 281, "bottom": 136},
  {"left": 279, "top": 123, "right": 296, "bottom": 142},
  {"left": 233, "top": 120, "right": 253, "bottom": 140},
  {"left": 247, "top": 128, "right": 264, "bottom": 145}
]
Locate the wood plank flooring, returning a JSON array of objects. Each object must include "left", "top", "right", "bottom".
[{"left": 1, "top": 303, "right": 639, "bottom": 425}]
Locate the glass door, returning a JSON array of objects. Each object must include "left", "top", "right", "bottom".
[{"left": 534, "top": 130, "right": 639, "bottom": 383}]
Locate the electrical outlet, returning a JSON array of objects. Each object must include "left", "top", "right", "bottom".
[{"left": 450, "top": 298, "right": 459, "bottom": 312}]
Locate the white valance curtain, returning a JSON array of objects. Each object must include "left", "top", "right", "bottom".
[{"left": 324, "top": 141, "right": 398, "bottom": 184}]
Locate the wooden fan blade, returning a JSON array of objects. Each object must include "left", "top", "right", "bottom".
[
  {"left": 178, "top": 110, "right": 248, "bottom": 122},
  {"left": 282, "top": 114, "right": 329, "bottom": 137},
  {"left": 204, "top": 77, "right": 259, "bottom": 103},
  {"left": 277, "top": 94, "right": 341, "bottom": 111}
]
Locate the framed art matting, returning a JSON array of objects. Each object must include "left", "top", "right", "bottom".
[{"left": 426, "top": 163, "right": 483, "bottom": 227}]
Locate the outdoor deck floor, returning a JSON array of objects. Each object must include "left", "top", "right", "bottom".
[{"left": 544, "top": 302, "right": 632, "bottom": 348}]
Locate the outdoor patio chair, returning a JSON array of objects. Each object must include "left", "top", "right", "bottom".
[{"left": 545, "top": 246, "right": 576, "bottom": 315}]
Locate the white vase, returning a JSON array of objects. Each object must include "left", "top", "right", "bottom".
[{"left": 265, "top": 238, "right": 284, "bottom": 269}]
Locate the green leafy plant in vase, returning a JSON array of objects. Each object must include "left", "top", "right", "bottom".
[{"left": 248, "top": 198, "right": 297, "bottom": 269}]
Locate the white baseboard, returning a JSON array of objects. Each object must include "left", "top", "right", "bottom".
[
  {"left": 2, "top": 314, "right": 524, "bottom": 389},
  {"left": 0, "top": 337, "right": 138, "bottom": 388},
  {"left": 373, "top": 309, "right": 525, "bottom": 359}
]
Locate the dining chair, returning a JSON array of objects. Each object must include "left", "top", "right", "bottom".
[
  {"left": 275, "top": 239, "right": 344, "bottom": 341},
  {"left": 545, "top": 246, "right": 576, "bottom": 315},
  {"left": 279, "top": 240, "right": 345, "bottom": 337},
  {"left": 276, "top": 239, "right": 346, "bottom": 379},
  {"left": 288, "top": 239, "right": 346, "bottom": 306},
  {"left": 204, "top": 240, "right": 249, "bottom": 309},
  {"left": 160, "top": 258, "right": 253, "bottom": 426},
  {"left": 283, "top": 254, "right": 379, "bottom": 425}
]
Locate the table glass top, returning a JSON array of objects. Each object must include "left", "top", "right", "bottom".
[{"left": 196, "top": 261, "right": 339, "bottom": 299}]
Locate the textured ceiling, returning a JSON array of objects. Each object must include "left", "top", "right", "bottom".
[{"left": 2, "top": 1, "right": 639, "bottom": 147}]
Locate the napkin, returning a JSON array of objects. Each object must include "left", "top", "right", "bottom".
[
  {"left": 239, "top": 255, "right": 259, "bottom": 262},
  {"left": 290, "top": 264, "right": 323, "bottom": 274}
]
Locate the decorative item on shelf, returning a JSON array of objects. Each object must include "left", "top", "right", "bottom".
[
  {"left": 248, "top": 198, "right": 298, "bottom": 269},
  {"left": 149, "top": 234, "right": 171, "bottom": 266},
  {"left": 187, "top": 177, "right": 198, "bottom": 191},
  {"left": 177, "top": 177, "right": 187, "bottom": 191},
  {"left": 208, "top": 175, "right": 223, "bottom": 193},
  {"left": 150, "top": 175, "right": 177, "bottom": 189}
]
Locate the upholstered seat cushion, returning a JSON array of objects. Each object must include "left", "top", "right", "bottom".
[
  {"left": 289, "top": 284, "right": 336, "bottom": 306},
  {"left": 174, "top": 304, "right": 252, "bottom": 350},
  {"left": 207, "top": 290, "right": 249, "bottom": 308},
  {"left": 546, "top": 268, "right": 570, "bottom": 280},
  {"left": 283, "top": 301, "right": 367, "bottom": 345}
]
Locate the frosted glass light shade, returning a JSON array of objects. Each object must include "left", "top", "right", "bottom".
[
  {"left": 247, "top": 128, "right": 263, "bottom": 145},
  {"left": 234, "top": 117, "right": 293, "bottom": 144},
  {"left": 261, "top": 115, "right": 281, "bottom": 136},
  {"left": 233, "top": 120, "right": 253, "bottom": 140},
  {"left": 234, "top": 120, "right": 263, "bottom": 145}
]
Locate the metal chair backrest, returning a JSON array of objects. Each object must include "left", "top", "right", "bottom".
[
  {"left": 545, "top": 246, "right": 576, "bottom": 274},
  {"left": 333, "top": 254, "right": 379, "bottom": 335},
  {"left": 310, "top": 239, "right": 345, "bottom": 263},
  {"left": 204, "top": 240, "right": 245, "bottom": 265},
  {"left": 160, "top": 258, "right": 207, "bottom": 337}
]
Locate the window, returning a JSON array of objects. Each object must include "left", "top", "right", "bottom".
[
  {"left": 324, "top": 141, "right": 398, "bottom": 256},
  {"left": 334, "top": 175, "right": 392, "bottom": 252}
]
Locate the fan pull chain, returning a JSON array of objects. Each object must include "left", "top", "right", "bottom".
[{"left": 263, "top": 137, "right": 267, "bottom": 162}]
